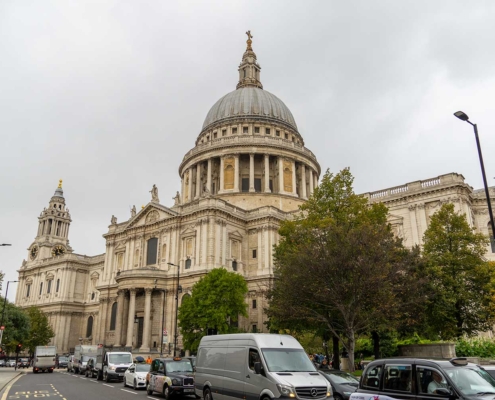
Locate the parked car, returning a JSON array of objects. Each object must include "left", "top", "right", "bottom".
[
  {"left": 124, "top": 363, "right": 150, "bottom": 390},
  {"left": 320, "top": 369, "right": 359, "bottom": 400},
  {"left": 350, "top": 357, "right": 495, "bottom": 400},
  {"left": 17, "top": 358, "right": 30, "bottom": 369},
  {"left": 0, "top": 360, "right": 5, "bottom": 367},
  {"left": 7, "top": 360, "right": 16, "bottom": 367},
  {"left": 85, "top": 358, "right": 97, "bottom": 378},
  {"left": 184, "top": 356, "right": 196, "bottom": 368},
  {"left": 146, "top": 357, "right": 195, "bottom": 397},
  {"left": 480, "top": 365, "right": 495, "bottom": 379}
]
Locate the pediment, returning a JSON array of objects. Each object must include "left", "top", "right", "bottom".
[
  {"left": 126, "top": 203, "right": 178, "bottom": 229},
  {"left": 388, "top": 213, "right": 404, "bottom": 224},
  {"left": 229, "top": 230, "right": 243, "bottom": 240},
  {"left": 181, "top": 226, "right": 197, "bottom": 237}
]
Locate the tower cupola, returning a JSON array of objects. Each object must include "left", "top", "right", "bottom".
[{"left": 236, "top": 30, "right": 263, "bottom": 90}]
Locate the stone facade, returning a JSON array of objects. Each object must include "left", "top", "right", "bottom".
[{"left": 14, "top": 36, "right": 495, "bottom": 356}]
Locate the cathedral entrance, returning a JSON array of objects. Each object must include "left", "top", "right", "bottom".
[{"left": 137, "top": 317, "right": 144, "bottom": 348}]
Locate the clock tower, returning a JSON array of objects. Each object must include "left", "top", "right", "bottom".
[{"left": 28, "top": 180, "right": 73, "bottom": 261}]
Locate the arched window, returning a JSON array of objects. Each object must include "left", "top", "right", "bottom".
[
  {"left": 56, "top": 279, "right": 60, "bottom": 293},
  {"left": 232, "top": 260, "right": 238, "bottom": 272},
  {"left": 181, "top": 293, "right": 191, "bottom": 306},
  {"left": 185, "top": 258, "right": 192, "bottom": 269},
  {"left": 147, "top": 238, "right": 158, "bottom": 265},
  {"left": 47, "top": 280, "right": 52, "bottom": 294},
  {"left": 109, "top": 302, "right": 118, "bottom": 331},
  {"left": 86, "top": 316, "right": 93, "bottom": 338}
]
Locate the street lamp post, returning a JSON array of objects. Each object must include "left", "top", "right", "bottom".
[
  {"left": 0, "top": 244, "right": 12, "bottom": 247},
  {"left": 0, "top": 281, "right": 19, "bottom": 346},
  {"left": 167, "top": 263, "right": 182, "bottom": 357},
  {"left": 454, "top": 111, "right": 495, "bottom": 252}
]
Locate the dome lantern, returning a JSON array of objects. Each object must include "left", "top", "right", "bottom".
[{"left": 236, "top": 30, "right": 263, "bottom": 90}]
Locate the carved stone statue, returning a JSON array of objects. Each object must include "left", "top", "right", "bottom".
[
  {"left": 131, "top": 205, "right": 136, "bottom": 217},
  {"left": 111, "top": 215, "right": 117, "bottom": 224},
  {"left": 173, "top": 191, "right": 181, "bottom": 205},
  {"left": 202, "top": 184, "right": 210, "bottom": 197},
  {"left": 150, "top": 184, "right": 159, "bottom": 203}
]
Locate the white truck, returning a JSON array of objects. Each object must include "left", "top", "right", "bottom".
[
  {"left": 33, "top": 346, "right": 57, "bottom": 373},
  {"left": 95, "top": 346, "right": 133, "bottom": 383},
  {"left": 73, "top": 345, "right": 98, "bottom": 374}
]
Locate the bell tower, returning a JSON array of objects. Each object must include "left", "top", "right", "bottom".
[{"left": 28, "top": 180, "right": 73, "bottom": 261}]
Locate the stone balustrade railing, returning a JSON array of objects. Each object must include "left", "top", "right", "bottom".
[{"left": 182, "top": 135, "right": 317, "bottom": 162}]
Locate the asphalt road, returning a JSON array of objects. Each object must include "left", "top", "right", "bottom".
[{"left": 1, "top": 370, "right": 166, "bottom": 400}]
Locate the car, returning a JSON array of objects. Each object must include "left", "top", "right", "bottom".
[
  {"left": 0, "top": 360, "right": 5, "bottom": 367},
  {"left": 480, "top": 365, "right": 495, "bottom": 379},
  {"left": 7, "top": 360, "right": 16, "bottom": 367},
  {"left": 17, "top": 358, "right": 30, "bottom": 369},
  {"left": 85, "top": 358, "right": 97, "bottom": 378},
  {"left": 57, "top": 356, "right": 69, "bottom": 369},
  {"left": 319, "top": 369, "right": 359, "bottom": 400},
  {"left": 124, "top": 363, "right": 150, "bottom": 390},
  {"left": 350, "top": 357, "right": 495, "bottom": 400},
  {"left": 183, "top": 356, "right": 196, "bottom": 368},
  {"left": 146, "top": 357, "right": 196, "bottom": 398}
]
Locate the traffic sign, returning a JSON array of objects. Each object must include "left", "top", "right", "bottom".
[{"left": 0, "top": 326, "right": 4, "bottom": 330}]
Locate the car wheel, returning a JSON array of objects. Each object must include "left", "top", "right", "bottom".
[
  {"left": 204, "top": 387, "right": 213, "bottom": 400},
  {"left": 147, "top": 383, "right": 153, "bottom": 396},
  {"left": 104, "top": 372, "right": 110, "bottom": 383},
  {"left": 133, "top": 379, "right": 137, "bottom": 390},
  {"left": 163, "top": 385, "right": 170, "bottom": 400}
]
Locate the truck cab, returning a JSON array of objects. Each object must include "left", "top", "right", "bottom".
[{"left": 95, "top": 347, "right": 133, "bottom": 383}]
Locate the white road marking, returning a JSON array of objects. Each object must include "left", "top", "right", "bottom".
[
  {"left": 103, "top": 384, "right": 114, "bottom": 388},
  {"left": 90, "top": 380, "right": 98, "bottom": 383},
  {"left": 121, "top": 389, "right": 137, "bottom": 394},
  {"left": 80, "top": 377, "right": 87, "bottom": 380}
]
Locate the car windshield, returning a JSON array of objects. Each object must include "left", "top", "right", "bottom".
[
  {"left": 166, "top": 360, "right": 194, "bottom": 373},
  {"left": 261, "top": 348, "right": 317, "bottom": 372},
  {"left": 136, "top": 364, "right": 150, "bottom": 372},
  {"left": 59, "top": 357, "right": 68, "bottom": 362},
  {"left": 324, "top": 371, "right": 359, "bottom": 385},
  {"left": 445, "top": 367, "right": 495, "bottom": 396},
  {"left": 109, "top": 354, "right": 132, "bottom": 364}
]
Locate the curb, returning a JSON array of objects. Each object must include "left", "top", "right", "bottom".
[{"left": 0, "top": 372, "right": 23, "bottom": 393}]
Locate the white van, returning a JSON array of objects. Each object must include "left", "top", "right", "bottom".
[{"left": 194, "top": 333, "right": 332, "bottom": 400}]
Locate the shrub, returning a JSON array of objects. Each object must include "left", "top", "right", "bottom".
[{"left": 455, "top": 337, "right": 495, "bottom": 358}]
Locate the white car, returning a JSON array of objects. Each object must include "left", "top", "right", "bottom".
[{"left": 123, "top": 363, "right": 150, "bottom": 390}]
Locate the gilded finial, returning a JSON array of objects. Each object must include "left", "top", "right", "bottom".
[
  {"left": 141, "top": 205, "right": 145, "bottom": 209},
  {"left": 246, "top": 30, "right": 253, "bottom": 50},
  {"left": 58, "top": 179, "right": 63, "bottom": 188}
]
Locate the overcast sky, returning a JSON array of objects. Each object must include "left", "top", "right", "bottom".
[{"left": 2, "top": 0, "right": 495, "bottom": 300}]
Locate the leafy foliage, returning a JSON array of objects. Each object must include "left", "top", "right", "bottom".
[
  {"left": 267, "top": 168, "right": 426, "bottom": 371},
  {"left": 422, "top": 203, "right": 495, "bottom": 339},
  {"left": 24, "top": 307, "right": 55, "bottom": 355},
  {"left": 1, "top": 300, "right": 30, "bottom": 354},
  {"left": 178, "top": 268, "right": 248, "bottom": 352},
  {"left": 455, "top": 337, "right": 495, "bottom": 358}
]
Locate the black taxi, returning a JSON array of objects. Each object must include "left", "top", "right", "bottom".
[
  {"left": 350, "top": 358, "right": 495, "bottom": 400},
  {"left": 146, "top": 357, "right": 196, "bottom": 399}
]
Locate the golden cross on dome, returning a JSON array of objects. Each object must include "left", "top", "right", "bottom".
[
  {"left": 246, "top": 30, "right": 253, "bottom": 40},
  {"left": 246, "top": 30, "right": 253, "bottom": 50},
  {"left": 58, "top": 179, "right": 63, "bottom": 188}
]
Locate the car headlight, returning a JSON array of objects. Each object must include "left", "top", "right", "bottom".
[
  {"left": 109, "top": 366, "right": 116, "bottom": 370},
  {"left": 172, "top": 378, "right": 181, "bottom": 385},
  {"left": 277, "top": 384, "right": 296, "bottom": 398}
]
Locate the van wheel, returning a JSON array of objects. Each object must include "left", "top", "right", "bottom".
[
  {"left": 204, "top": 387, "right": 213, "bottom": 400},
  {"left": 261, "top": 396, "right": 271, "bottom": 400},
  {"left": 97, "top": 371, "right": 103, "bottom": 381},
  {"left": 147, "top": 383, "right": 153, "bottom": 395},
  {"left": 105, "top": 372, "right": 111, "bottom": 383},
  {"left": 163, "top": 385, "right": 170, "bottom": 400}
]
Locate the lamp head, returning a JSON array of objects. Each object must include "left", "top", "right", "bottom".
[{"left": 454, "top": 111, "right": 469, "bottom": 121}]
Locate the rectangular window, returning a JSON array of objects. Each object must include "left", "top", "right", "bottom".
[
  {"left": 416, "top": 367, "right": 447, "bottom": 394},
  {"left": 185, "top": 258, "right": 192, "bottom": 269},
  {"left": 285, "top": 133, "right": 289, "bottom": 139},
  {"left": 146, "top": 237, "right": 158, "bottom": 265},
  {"left": 252, "top": 299, "right": 257, "bottom": 309},
  {"left": 254, "top": 178, "right": 262, "bottom": 192},
  {"left": 39, "top": 282, "right": 43, "bottom": 296},
  {"left": 362, "top": 365, "right": 382, "bottom": 390},
  {"left": 232, "top": 127, "right": 237, "bottom": 134},
  {"left": 222, "top": 129, "right": 226, "bottom": 136},
  {"left": 47, "top": 280, "right": 52, "bottom": 294},
  {"left": 269, "top": 180, "right": 273, "bottom": 192},
  {"left": 252, "top": 249, "right": 257, "bottom": 258},
  {"left": 232, "top": 260, "right": 238, "bottom": 271},
  {"left": 276, "top": 130, "right": 280, "bottom": 136},
  {"left": 56, "top": 279, "right": 60, "bottom": 293},
  {"left": 241, "top": 178, "right": 249, "bottom": 192},
  {"left": 243, "top": 126, "right": 249, "bottom": 134},
  {"left": 254, "top": 127, "right": 260, "bottom": 133},
  {"left": 383, "top": 364, "right": 412, "bottom": 392},
  {"left": 26, "top": 284, "right": 31, "bottom": 298},
  {"left": 252, "top": 324, "right": 257, "bottom": 333},
  {"left": 266, "top": 128, "right": 271, "bottom": 135},
  {"left": 213, "top": 132, "right": 217, "bottom": 139}
]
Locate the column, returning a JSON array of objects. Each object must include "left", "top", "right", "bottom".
[
  {"left": 180, "top": 176, "right": 184, "bottom": 204},
  {"left": 221, "top": 223, "right": 227, "bottom": 266},
  {"left": 140, "top": 288, "right": 152, "bottom": 351},
  {"left": 309, "top": 169, "right": 314, "bottom": 196},
  {"left": 201, "top": 219, "right": 208, "bottom": 267},
  {"left": 195, "top": 222, "right": 201, "bottom": 265},
  {"left": 264, "top": 226, "right": 269, "bottom": 271},
  {"left": 278, "top": 156, "right": 284, "bottom": 193},
  {"left": 408, "top": 205, "right": 420, "bottom": 246},
  {"left": 99, "top": 298, "right": 108, "bottom": 343},
  {"left": 264, "top": 154, "right": 271, "bottom": 193},
  {"left": 196, "top": 164, "right": 201, "bottom": 199},
  {"left": 215, "top": 220, "right": 222, "bottom": 265},
  {"left": 207, "top": 159, "right": 212, "bottom": 193},
  {"left": 314, "top": 173, "right": 318, "bottom": 190},
  {"left": 257, "top": 228, "right": 262, "bottom": 271},
  {"left": 301, "top": 164, "right": 307, "bottom": 199},
  {"left": 219, "top": 157, "right": 225, "bottom": 193},
  {"left": 187, "top": 168, "right": 193, "bottom": 202},
  {"left": 125, "top": 289, "right": 136, "bottom": 348},
  {"left": 292, "top": 160, "right": 297, "bottom": 195},
  {"left": 234, "top": 154, "right": 240, "bottom": 192},
  {"left": 249, "top": 153, "right": 255, "bottom": 192},
  {"left": 114, "top": 290, "right": 125, "bottom": 346}
]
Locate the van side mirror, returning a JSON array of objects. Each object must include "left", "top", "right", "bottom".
[
  {"left": 254, "top": 362, "right": 261, "bottom": 375},
  {"left": 435, "top": 388, "right": 451, "bottom": 396}
]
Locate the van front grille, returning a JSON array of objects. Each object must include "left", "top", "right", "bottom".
[
  {"left": 184, "top": 378, "right": 194, "bottom": 386},
  {"left": 295, "top": 387, "right": 327, "bottom": 399}
]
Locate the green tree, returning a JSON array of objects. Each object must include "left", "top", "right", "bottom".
[
  {"left": 24, "top": 307, "right": 55, "bottom": 355},
  {"left": 178, "top": 268, "right": 248, "bottom": 352},
  {"left": 1, "top": 301, "right": 30, "bottom": 354},
  {"left": 267, "top": 168, "right": 426, "bottom": 371},
  {"left": 422, "top": 203, "right": 495, "bottom": 339}
]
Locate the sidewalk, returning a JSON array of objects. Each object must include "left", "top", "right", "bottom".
[{"left": 0, "top": 368, "right": 22, "bottom": 392}]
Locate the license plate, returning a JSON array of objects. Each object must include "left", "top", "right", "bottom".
[
  {"left": 118, "top": 373, "right": 124, "bottom": 376},
  {"left": 184, "top": 389, "right": 194, "bottom": 393}
]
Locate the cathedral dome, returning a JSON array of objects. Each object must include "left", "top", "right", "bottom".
[{"left": 202, "top": 87, "right": 298, "bottom": 131}]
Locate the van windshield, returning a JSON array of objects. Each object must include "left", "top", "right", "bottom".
[
  {"left": 261, "top": 348, "right": 316, "bottom": 372},
  {"left": 445, "top": 367, "right": 495, "bottom": 396},
  {"left": 108, "top": 354, "right": 132, "bottom": 364}
]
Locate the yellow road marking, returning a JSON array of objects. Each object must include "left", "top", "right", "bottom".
[{"left": 1, "top": 375, "right": 24, "bottom": 400}]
